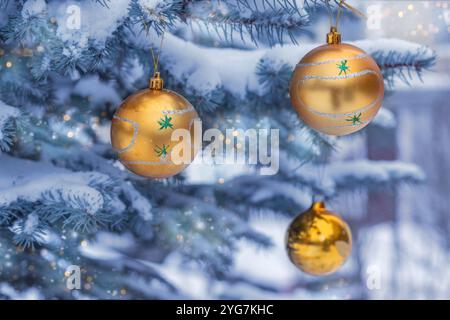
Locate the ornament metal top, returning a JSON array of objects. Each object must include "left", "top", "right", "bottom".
[
  {"left": 290, "top": 27, "right": 384, "bottom": 136},
  {"left": 110, "top": 72, "right": 200, "bottom": 178}
]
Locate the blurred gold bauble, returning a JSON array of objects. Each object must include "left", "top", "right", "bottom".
[
  {"left": 290, "top": 27, "right": 384, "bottom": 136},
  {"left": 111, "top": 73, "right": 200, "bottom": 178},
  {"left": 286, "top": 201, "right": 352, "bottom": 276}
]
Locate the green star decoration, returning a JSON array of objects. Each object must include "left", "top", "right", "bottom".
[
  {"left": 346, "top": 113, "right": 362, "bottom": 125},
  {"left": 157, "top": 115, "right": 174, "bottom": 130},
  {"left": 155, "top": 144, "right": 169, "bottom": 158},
  {"left": 337, "top": 60, "right": 350, "bottom": 75}
]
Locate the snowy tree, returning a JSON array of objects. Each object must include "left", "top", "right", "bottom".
[{"left": 0, "top": 0, "right": 436, "bottom": 299}]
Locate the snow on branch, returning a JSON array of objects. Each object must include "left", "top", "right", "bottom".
[
  {"left": 183, "top": 0, "right": 309, "bottom": 45},
  {"left": 0, "top": 154, "right": 126, "bottom": 245},
  {"left": 357, "top": 39, "right": 436, "bottom": 88},
  {"left": 0, "top": 101, "right": 20, "bottom": 152},
  {"left": 152, "top": 34, "right": 436, "bottom": 102},
  {"left": 129, "top": 0, "right": 184, "bottom": 34},
  {"left": 214, "top": 158, "right": 426, "bottom": 216},
  {"left": 327, "top": 160, "right": 426, "bottom": 190}
]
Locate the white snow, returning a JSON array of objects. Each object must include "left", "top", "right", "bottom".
[
  {"left": 21, "top": 0, "right": 46, "bottom": 17},
  {"left": 80, "top": 232, "right": 133, "bottom": 261},
  {"left": 0, "top": 154, "right": 108, "bottom": 214},
  {"left": 372, "top": 108, "right": 397, "bottom": 129},
  {"left": 0, "top": 283, "right": 43, "bottom": 300},
  {"left": 122, "top": 183, "right": 153, "bottom": 221},
  {"left": 73, "top": 75, "right": 121, "bottom": 106},
  {"left": 135, "top": 34, "right": 434, "bottom": 100},
  {"left": 48, "top": 0, "right": 131, "bottom": 47},
  {"left": 327, "top": 160, "right": 425, "bottom": 185}
]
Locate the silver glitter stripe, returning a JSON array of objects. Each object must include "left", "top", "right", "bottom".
[
  {"left": 296, "top": 53, "right": 369, "bottom": 68},
  {"left": 296, "top": 69, "right": 382, "bottom": 119},
  {"left": 305, "top": 94, "right": 382, "bottom": 119},
  {"left": 120, "top": 117, "right": 201, "bottom": 166},
  {"left": 320, "top": 120, "right": 370, "bottom": 131},
  {"left": 112, "top": 115, "right": 139, "bottom": 154},
  {"left": 297, "top": 69, "right": 378, "bottom": 83},
  {"left": 162, "top": 106, "right": 196, "bottom": 115}
]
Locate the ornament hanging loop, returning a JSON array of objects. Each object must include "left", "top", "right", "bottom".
[
  {"left": 149, "top": 32, "right": 166, "bottom": 90},
  {"left": 326, "top": 0, "right": 366, "bottom": 44}
]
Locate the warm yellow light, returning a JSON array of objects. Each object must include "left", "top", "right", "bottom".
[
  {"left": 407, "top": 4, "right": 414, "bottom": 11},
  {"left": 398, "top": 11, "right": 404, "bottom": 18},
  {"left": 5, "top": 61, "right": 12, "bottom": 68},
  {"left": 63, "top": 114, "right": 71, "bottom": 121}
]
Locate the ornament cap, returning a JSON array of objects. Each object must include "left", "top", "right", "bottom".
[
  {"left": 150, "top": 72, "right": 164, "bottom": 90},
  {"left": 326, "top": 27, "right": 341, "bottom": 44},
  {"left": 311, "top": 201, "right": 326, "bottom": 213}
]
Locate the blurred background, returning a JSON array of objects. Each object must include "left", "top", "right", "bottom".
[{"left": 0, "top": 0, "right": 449, "bottom": 300}]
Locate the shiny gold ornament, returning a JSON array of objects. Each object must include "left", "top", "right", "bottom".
[
  {"left": 111, "top": 73, "right": 200, "bottom": 178},
  {"left": 290, "top": 27, "right": 384, "bottom": 136},
  {"left": 286, "top": 201, "right": 352, "bottom": 276}
]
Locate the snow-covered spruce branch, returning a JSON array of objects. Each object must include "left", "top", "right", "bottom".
[
  {"left": 326, "top": 160, "right": 426, "bottom": 190},
  {"left": 0, "top": 101, "right": 20, "bottom": 152},
  {"left": 149, "top": 187, "right": 272, "bottom": 266},
  {"left": 205, "top": 158, "right": 425, "bottom": 217},
  {"left": 355, "top": 39, "right": 437, "bottom": 88},
  {"left": 0, "top": 154, "right": 153, "bottom": 247},
  {"left": 129, "top": 0, "right": 184, "bottom": 34},
  {"left": 181, "top": 0, "right": 309, "bottom": 45},
  {"left": 156, "top": 35, "right": 436, "bottom": 102},
  {"left": 1, "top": 2, "right": 434, "bottom": 105}
]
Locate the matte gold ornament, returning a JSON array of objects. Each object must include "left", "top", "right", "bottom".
[
  {"left": 111, "top": 73, "right": 200, "bottom": 178},
  {"left": 286, "top": 201, "right": 352, "bottom": 276},
  {"left": 290, "top": 27, "right": 384, "bottom": 136}
]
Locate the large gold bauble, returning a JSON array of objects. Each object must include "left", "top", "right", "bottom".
[
  {"left": 290, "top": 29, "right": 384, "bottom": 136},
  {"left": 286, "top": 201, "right": 352, "bottom": 276},
  {"left": 111, "top": 74, "right": 199, "bottom": 178}
]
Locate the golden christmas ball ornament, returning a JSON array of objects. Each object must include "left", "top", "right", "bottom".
[
  {"left": 290, "top": 26, "right": 384, "bottom": 136},
  {"left": 111, "top": 72, "right": 200, "bottom": 178},
  {"left": 286, "top": 201, "right": 352, "bottom": 276}
]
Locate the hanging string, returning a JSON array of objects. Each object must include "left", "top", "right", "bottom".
[
  {"left": 340, "top": 0, "right": 366, "bottom": 19},
  {"left": 331, "top": 0, "right": 367, "bottom": 30},
  {"left": 150, "top": 32, "right": 165, "bottom": 75},
  {"left": 335, "top": 0, "right": 344, "bottom": 29},
  {"left": 326, "top": 0, "right": 333, "bottom": 29},
  {"left": 312, "top": 153, "right": 329, "bottom": 204}
]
